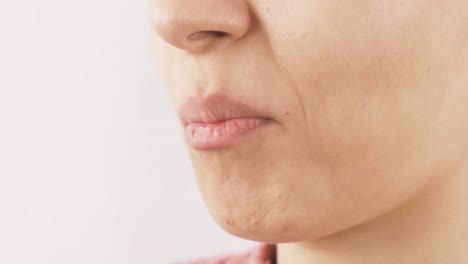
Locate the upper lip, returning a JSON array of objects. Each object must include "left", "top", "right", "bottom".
[{"left": 178, "top": 93, "right": 274, "bottom": 126}]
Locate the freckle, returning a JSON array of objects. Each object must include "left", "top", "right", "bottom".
[{"left": 426, "top": 65, "right": 432, "bottom": 73}]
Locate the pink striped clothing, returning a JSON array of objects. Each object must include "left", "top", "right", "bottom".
[{"left": 175, "top": 244, "right": 276, "bottom": 264}]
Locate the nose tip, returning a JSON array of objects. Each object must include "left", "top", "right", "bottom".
[{"left": 150, "top": 1, "right": 251, "bottom": 53}]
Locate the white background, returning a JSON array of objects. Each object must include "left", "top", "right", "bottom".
[{"left": 0, "top": 1, "right": 254, "bottom": 263}]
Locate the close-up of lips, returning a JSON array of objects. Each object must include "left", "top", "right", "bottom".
[
  {"left": 3, "top": 0, "right": 468, "bottom": 264},
  {"left": 179, "top": 94, "right": 278, "bottom": 150}
]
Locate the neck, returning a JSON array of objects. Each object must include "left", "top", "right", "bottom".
[{"left": 278, "top": 159, "right": 468, "bottom": 264}]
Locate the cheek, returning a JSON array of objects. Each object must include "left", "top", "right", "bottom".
[{"left": 260, "top": 1, "right": 451, "bottom": 161}]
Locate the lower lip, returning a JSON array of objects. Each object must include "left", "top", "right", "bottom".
[{"left": 185, "top": 118, "right": 272, "bottom": 150}]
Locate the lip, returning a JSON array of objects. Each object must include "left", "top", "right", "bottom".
[{"left": 178, "top": 94, "right": 276, "bottom": 150}]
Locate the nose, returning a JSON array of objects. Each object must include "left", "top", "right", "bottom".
[{"left": 149, "top": 0, "right": 251, "bottom": 53}]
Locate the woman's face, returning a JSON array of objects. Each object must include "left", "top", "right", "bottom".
[{"left": 149, "top": 0, "right": 468, "bottom": 242}]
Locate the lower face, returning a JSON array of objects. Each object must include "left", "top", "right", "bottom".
[{"left": 151, "top": 0, "right": 468, "bottom": 242}]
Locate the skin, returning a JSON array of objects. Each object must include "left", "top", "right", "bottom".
[{"left": 148, "top": 1, "right": 468, "bottom": 263}]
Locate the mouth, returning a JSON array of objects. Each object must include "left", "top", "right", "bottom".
[
  {"left": 178, "top": 94, "right": 277, "bottom": 150},
  {"left": 185, "top": 117, "right": 275, "bottom": 150}
]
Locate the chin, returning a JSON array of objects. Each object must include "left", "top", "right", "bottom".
[
  {"left": 200, "top": 182, "right": 394, "bottom": 245},
  {"left": 210, "top": 207, "right": 297, "bottom": 243},
  {"left": 200, "top": 186, "right": 319, "bottom": 243},
  {"left": 193, "top": 161, "right": 339, "bottom": 244}
]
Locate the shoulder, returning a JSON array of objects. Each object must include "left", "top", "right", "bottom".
[{"left": 174, "top": 244, "right": 276, "bottom": 264}]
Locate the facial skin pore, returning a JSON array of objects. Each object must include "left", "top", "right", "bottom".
[{"left": 149, "top": 1, "right": 468, "bottom": 263}]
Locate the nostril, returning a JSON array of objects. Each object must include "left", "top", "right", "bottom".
[
  {"left": 150, "top": 0, "right": 251, "bottom": 53},
  {"left": 187, "top": 31, "right": 228, "bottom": 41},
  {"left": 210, "top": 31, "right": 228, "bottom": 37}
]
